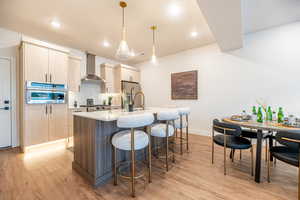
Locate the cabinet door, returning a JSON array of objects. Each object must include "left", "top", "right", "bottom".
[
  {"left": 24, "top": 43, "right": 49, "bottom": 82},
  {"left": 49, "top": 104, "right": 68, "bottom": 141},
  {"left": 24, "top": 104, "right": 49, "bottom": 146},
  {"left": 49, "top": 50, "right": 68, "bottom": 84},
  {"left": 68, "top": 57, "right": 81, "bottom": 92}
]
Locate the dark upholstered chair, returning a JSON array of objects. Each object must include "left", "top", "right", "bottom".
[
  {"left": 268, "top": 131, "right": 300, "bottom": 199},
  {"left": 212, "top": 119, "right": 253, "bottom": 175},
  {"left": 241, "top": 129, "right": 271, "bottom": 162}
]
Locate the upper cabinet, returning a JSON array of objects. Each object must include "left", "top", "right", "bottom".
[
  {"left": 21, "top": 42, "right": 68, "bottom": 84},
  {"left": 24, "top": 43, "right": 49, "bottom": 82},
  {"left": 100, "top": 63, "right": 115, "bottom": 93},
  {"left": 49, "top": 49, "right": 68, "bottom": 84},
  {"left": 114, "top": 64, "right": 140, "bottom": 93},
  {"left": 68, "top": 56, "right": 82, "bottom": 92}
]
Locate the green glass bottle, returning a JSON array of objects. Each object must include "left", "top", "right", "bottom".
[
  {"left": 257, "top": 107, "right": 263, "bottom": 123},
  {"left": 278, "top": 107, "right": 284, "bottom": 123},
  {"left": 267, "top": 106, "right": 272, "bottom": 121},
  {"left": 252, "top": 106, "right": 257, "bottom": 115}
]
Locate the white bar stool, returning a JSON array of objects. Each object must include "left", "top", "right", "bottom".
[
  {"left": 151, "top": 110, "right": 179, "bottom": 171},
  {"left": 174, "top": 107, "right": 190, "bottom": 155},
  {"left": 112, "top": 113, "right": 154, "bottom": 197}
]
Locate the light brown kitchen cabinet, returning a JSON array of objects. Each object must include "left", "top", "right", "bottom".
[
  {"left": 49, "top": 50, "right": 68, "bottom": 84},
  {"left": 24, "top": 104, "right": 49, "bottom": 146},
  {"left": 68, "top": 56, "right": 82, "bottom": 92},
  {"left": 100, "top": 63, "right": 115, "bottom": 93},
  {"left": 20, "top": 41, "right": 70, "bottom": 150},
  {"left": 24, "top": 43, "right": 49, "bottom": 82},
  {"left": 49, "top": 104, "right": 68, "bottom": 141},
  {"left": 114, "top": 64, "right": 140, "bottom": 93},
  {"left": 21, "top": 42, "right": 68, "bottom": 84}
]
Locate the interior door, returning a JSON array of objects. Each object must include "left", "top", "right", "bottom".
[
  {"left": 49, "top": 49, "right": 68, "bottom": 84},
  {"left": 0, "top": 58, "right": 12, "bottom": 148},
  {"left": 49, "top": 104, "right": 68, "bottom": 141}
]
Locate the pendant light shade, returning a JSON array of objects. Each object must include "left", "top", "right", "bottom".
[
  {"left": 150, "top": 25, "right": 157, "bottom": 63},
  {"left": 116, "top": 1, "right": 131, "bottom": 60}
]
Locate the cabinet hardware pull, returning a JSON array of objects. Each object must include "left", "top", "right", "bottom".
[
  {"left": 50, "top": 74, "right": 52, "bottom": 83},
  {"left": 50, "top": 105, "right": 52, "bottom": 114},
  {"left": 45, "top": 73, "right": 48, "bottom": 82},
  {"left": 46, "top": 105, "right": 48, "bottom": 114}
]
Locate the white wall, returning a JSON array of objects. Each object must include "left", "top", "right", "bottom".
[{"left": 136, "top": 22, "right": 300, "bottom": 136}]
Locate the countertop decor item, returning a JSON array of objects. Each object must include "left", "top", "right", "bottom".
[{"left": 171, "top": 70, "right": 198, "bottom": 100}]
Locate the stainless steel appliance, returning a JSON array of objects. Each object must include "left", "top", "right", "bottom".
[
  {"left": 26, "top": 81, "right": 67, "bottom": 104},
  {"left": 121, "top": 80, "right": 143, "bottom": 109}
]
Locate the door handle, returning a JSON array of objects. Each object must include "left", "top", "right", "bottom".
[{"left": 0, "top": 106, "right": 9, "bottom": 110}]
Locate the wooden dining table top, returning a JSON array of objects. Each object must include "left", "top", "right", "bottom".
[{"left": 223, "top": 118, "right": 300, "bottom": 132}]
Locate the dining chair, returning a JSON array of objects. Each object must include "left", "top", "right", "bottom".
[
  {"left": 212, "top": 119, "right": 254, "bottom": 176},
  {"left": 267, "top": 131, "right": 300, "bottom": 199},
  {"left": 241, "top": 129, "right": 271, "bottom": 162}
]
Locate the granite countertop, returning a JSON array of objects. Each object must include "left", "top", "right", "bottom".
[{"left": 72, "top": 107, "right": 178, "bottom": 121}]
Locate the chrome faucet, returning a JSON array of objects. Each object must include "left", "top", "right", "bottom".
[{"left": 133, "top": 91, "right": 145, "bottom": 110}]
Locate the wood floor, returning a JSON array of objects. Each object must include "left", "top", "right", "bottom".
[{"left": 0, "top": 134, "right": 298, "bottom": 200}]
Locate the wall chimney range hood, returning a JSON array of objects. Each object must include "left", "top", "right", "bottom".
[{"left": 81, "top": 53, "right": 106, "bottom": 82}]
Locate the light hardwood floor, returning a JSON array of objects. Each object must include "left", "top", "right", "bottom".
[{"left": 0, "top": 134, "right": 298, "bottom": 200}]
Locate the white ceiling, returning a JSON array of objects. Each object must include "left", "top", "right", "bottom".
[
  {"left": 0, "top": 0, "right": 216, "bottom": 64},
  {"left": 242, "top": 0, "right": 300, "bottom": 33}
]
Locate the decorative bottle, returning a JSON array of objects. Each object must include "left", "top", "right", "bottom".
[
  {"left": 277, "top": 107, "right": 284, "bottom": 123},
  {"left": 257, "top": 107, "right": 263, "bottom": 123},
  {"left": 267, "top": 106, "right": 272, "bottom": 121}
]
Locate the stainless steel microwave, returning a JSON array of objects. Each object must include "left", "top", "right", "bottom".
[{"left": 25, "top": 81, "right": 67, "bottom": 104}]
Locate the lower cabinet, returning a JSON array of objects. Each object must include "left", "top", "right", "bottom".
[
  {"left": 49, "top": 104, "right": 68, "bottom": 141},
  {"left": 24, "top": 104, "right": 49, "bottom": 146},
  {"left": 24, "top": 104, "right": 68, "bottom": 146}
]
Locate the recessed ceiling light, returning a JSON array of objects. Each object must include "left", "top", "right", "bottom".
[
  {"left": 167, "top": 3, "right": 182, "bottom": 17},
  {"left": 190, "top": 31, "right": 198, "bottom": 38},
  {"left": 51, "top": 20, "right": 61, "bottom": 28},
  {"left": 102, "top": 40, "right": 110, "bottom": 47}
]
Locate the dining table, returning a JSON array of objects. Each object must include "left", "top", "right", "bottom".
[{"left": 223, "top": 118, "right": 300, "bottom": 183}]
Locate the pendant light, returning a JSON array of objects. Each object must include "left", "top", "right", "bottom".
[
  {"left": 150, "top": 25, "right": 157, "bottom": 63},
  {"left": 116, "top": 1, "right": 131, "bottom": 60}
]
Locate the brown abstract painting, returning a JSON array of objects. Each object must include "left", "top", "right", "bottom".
[{"left": 171, "top": 70, "right": 198, "bottom": 100}]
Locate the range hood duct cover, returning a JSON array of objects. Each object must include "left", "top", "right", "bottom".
[{"left": 81, "top": 53, "right": 106, "bottom": 82}]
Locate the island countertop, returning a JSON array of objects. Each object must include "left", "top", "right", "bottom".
[{"left": 72, "top": 107, "right": 178, "bottom": 121}]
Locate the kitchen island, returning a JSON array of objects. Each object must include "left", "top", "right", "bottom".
[{"left": 72, "top": 107, "right": 176, "bottom": 187}]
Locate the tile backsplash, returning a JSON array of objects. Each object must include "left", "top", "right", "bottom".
[{"left": 68, "top": 82, "right": 120, "bottom": 107}]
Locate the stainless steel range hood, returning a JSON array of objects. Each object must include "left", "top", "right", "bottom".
[{"left": 81, "top": 53, "right": 106, "bottom": 82}]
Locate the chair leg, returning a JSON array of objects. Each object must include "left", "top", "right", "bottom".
[
  {"left": 186, "top": 115, "right": 189, "bottom": 152},
  {"left": 231, "top": 149, "right": 235, "bottom": 163},
  {"left": 224, "top": 146, "right": 227, "bottom": 175},
  {"left": 267, "top": 149, "right": 271, "bottom": 183},
  {"left": 113, "top": 146, "right": 118, "bottom": 185},
  {"left": 240, "top": 150, "right": 242, "bottom": 160},
  {"left": 212, "top": 129, "right": 214, "bottom": 164},
  {"left": 130, "top": 129, "right": 135, "bottom": 197},
  {"left": 251, "top": 147, "right": 254, "bottom": 176},
  {"left": 180, "top": 127, "right": 183, "bottom": 155},
  {"left": 265, "top": 139, "right": 268, "bottom": 162},
  {"left": 175, "top": 128, "right": 177, "bottom": 138},
  {"left": 166, "top": 136, "right": 169, "bottom": 172},
  {"left": 172, "top": 135, "right": 175, "bottom": 163},
  {"left": 147, "top": 127, "right": 152, "bottom": 183}
]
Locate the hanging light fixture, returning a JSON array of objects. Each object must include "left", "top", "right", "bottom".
[
  {"left": 116, "top": 1, "right": 131, "bottom": 60},
  {"left": 150, "top": 25, "right": 157, "bottom": 63}
]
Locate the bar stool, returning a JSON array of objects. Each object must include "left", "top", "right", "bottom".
[
  {"left": 112, "top": 113, "right": 154, "bottom": 197},
  {"left": 174, "top": 107, "right": 190, "bottom": 155},
  {"left": 151, "top": 110, "right": 179, "bottom": 172}
]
